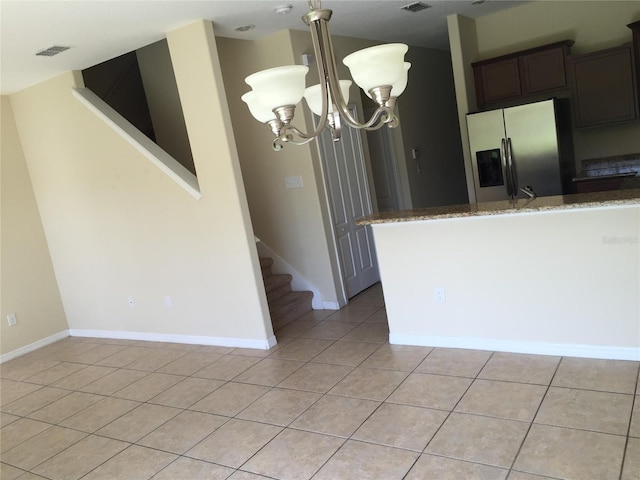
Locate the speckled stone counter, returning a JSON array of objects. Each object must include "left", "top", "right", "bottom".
[{"left": 358, "top": 188, "right": 640, "bottom": 225}]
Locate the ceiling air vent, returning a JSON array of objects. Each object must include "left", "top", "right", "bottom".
[
  {"left": 401, "top": 2, "right": 431, "bottom": 13},
  {"left": 35, "top": 45, "right": 71, "bottom": 57}
]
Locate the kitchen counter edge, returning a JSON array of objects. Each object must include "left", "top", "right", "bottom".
[{"left": 358, "top": 189, "right": 640, "bottom": 225}]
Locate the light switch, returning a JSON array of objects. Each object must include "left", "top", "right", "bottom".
[{"left": 285, "top": 176, "right": 303, "bottom": 189}]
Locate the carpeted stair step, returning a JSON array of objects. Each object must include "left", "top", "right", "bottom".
[
  {"left": 269, "top": 291, "right": 313, "bottom": 331},
  {"left": 264, "top": 273, "right": 293, "bottom": 303},
  {"left": 259, "top": 257, "right": 273, "bottom": 278}
]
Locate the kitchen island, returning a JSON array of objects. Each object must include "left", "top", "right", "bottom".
[{"left": 359, "top": 189, "right": 640, "bottom": 360}]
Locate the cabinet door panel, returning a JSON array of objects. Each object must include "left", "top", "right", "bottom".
[
  {"left": 476, "top": 58, "right": 521, "bottom": 105},
  {"left": 521, "top": 46, "right": 568, "bottom": 94},
  {"left": 569, "top": 46, "right": 637, "bottom": 127}
]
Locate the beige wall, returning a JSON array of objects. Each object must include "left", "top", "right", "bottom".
[
  {"left": 217, "top": 31, "right": 343, "bottom": 306},
  {"left": 1, "top": 96, "right": 69, "bottom": 355},
  {"left": 475, "top": 1, "right": 640, "bottom": 57},
  {"left": 296, "top": 32, "right": 467, "bottom": 209},
  {"left": 399, "top": 46, "right": 468, "bottom": 208},
  {"left": 473, "top": 1, "right": 640, "bottom": 167},
  {"left": 8, "top": 21, "right": 273, "bottom": 348},
  {"left": 448, "top": 14, "right": 479, "bottom": 203},
  {"left": 373, "top": 205, "right": 640, "bottom": 359},
  {"left": 218, "top": 30, "right": 468, "bottom": 305}
]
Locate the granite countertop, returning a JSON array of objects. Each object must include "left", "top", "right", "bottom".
[
  {"left": 358, "top": 188, "right": 640, "bottom": 225},
  {"left": 572, "top": 172, "right": 637, "bottom": 182}
]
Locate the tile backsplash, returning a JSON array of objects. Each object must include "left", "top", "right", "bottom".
[{"left": 580, "top": 153, "right": 640, "bottom": 177}]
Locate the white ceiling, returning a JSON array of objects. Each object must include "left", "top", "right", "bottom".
[{"left": 0, "top": 0, "right": 526, "bottom": 95}]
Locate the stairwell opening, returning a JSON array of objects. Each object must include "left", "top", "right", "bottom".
[{"left": 82, "top": 39, "right": 195, "bottom": 176}]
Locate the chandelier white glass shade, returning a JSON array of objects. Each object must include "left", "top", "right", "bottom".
[
  {"left": 304, "top": 80, "right": 351, "bottom": 116},
  {"left": 241, "top": 1, "right": 409, "bottom": 151},
  {"left": 241, "top": 92, "right": 276, "bottom": 123},
  {"left": 245, "top": 65, "right": 309, "bottom": 112},
  {"left": 342, "top": 44, "right": 407, "bottom": 94},
  {"left": 366, "top": 62, "right": 411, "bottom": 109}
]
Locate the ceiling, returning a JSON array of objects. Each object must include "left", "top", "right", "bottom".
[{"left": 0, "top": 0, "right": 526, "bottom": 95}]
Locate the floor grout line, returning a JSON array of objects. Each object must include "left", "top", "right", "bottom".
[{"left": 1, "top": 289, "right": 638, "bottom": 480}]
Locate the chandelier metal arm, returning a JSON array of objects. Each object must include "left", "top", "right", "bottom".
[
  {"left": 318, "top": 19, "right": 359, "bottom": 127},
  {"left": 316, "top": 15, "right": 399, "bottom": 131},
  {"left": 267, "top": 127, "right": 311, "bottom": 152}
]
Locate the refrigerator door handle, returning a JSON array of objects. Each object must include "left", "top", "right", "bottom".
[
  {"left": 507, "top": 137, "right": 518, "bottom": 197},
  {"left": 500, "top": 138, "right": 512, "bottom": 197}
]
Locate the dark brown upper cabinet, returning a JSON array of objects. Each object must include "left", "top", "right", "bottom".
[
  {"left": 474, "top": 57, "right": 521, "bottom": 106},
  {"left": 567, "top": 45, "right": 638, "bottom": 128},
  {"left": 473, "top": 40, "right": 574, "bottom": 109}
]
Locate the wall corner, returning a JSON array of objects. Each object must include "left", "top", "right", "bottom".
[
  {"left": 71, "top": 70, "right": 85, "bottom": 88},
  {"left": 447, "top": 14, "right": 479, "bottom": 204}
]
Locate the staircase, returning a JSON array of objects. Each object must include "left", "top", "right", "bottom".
[{"left": 260, "top": 257, "right": 313, "bottom": 331}]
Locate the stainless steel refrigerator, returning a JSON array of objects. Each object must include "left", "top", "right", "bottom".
[{"left": 467, "top": 99, "right": 573, "bottom": 203}]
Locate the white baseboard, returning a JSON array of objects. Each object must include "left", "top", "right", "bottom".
[
  {"left": 69, "top": 329, "right": 277, "bottom": 350},
  {"left": 0, "top": 330, "right": 70, "bottom": 363},
  {"left": 389, "top": 333, "right": 640, "bottom": 361}
]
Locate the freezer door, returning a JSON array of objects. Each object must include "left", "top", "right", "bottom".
[
  {"left": 467, "top": 109, "right": 510, "bottom": 202},
  {"left": 503, "top": 100, "right": 563, "bottom": 199}
]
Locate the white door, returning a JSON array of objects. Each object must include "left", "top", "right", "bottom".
[{"left": 316, "top": 109, "right": 380, "bottom": 299}]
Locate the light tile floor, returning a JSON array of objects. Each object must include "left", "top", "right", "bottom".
[{"left": 1, "top": 283, "right": 639, "bottom": 480}]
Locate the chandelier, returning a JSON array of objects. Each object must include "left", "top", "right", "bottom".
[{"left": 241, "top": 1, "right": 410, "bottom": 151}]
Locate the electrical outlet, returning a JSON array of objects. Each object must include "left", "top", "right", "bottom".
[
  {"left": 164, "top": 296, "right": 173, "bottom": 308},
  {"left": 128, "top": 296, "right": 135, "bottom": 307},
  {"left": 434, "top": 287, "right": 446, "bottom": 303},
  {"left": 7, "top": 313, "right": 17, "bottom": 326}
]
